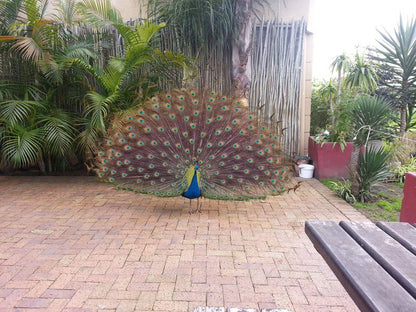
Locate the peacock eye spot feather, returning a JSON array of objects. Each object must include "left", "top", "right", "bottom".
[
  {"left": 122, "top": 173, "right": 128, "bottom": 177},
  {"left": 189, "top": 139, "right": 195, "bottom": 144},
  {"left": 207, "top": 143, "right": 212, "bottom": 148},
  {"left": 190, "top": 123, "right": 196, "bottom": 129},
  {"left": 239, "top": 130, "right": 245, "bottom": 135},
  {"left": 193, "top": 111, "right": 199, "bottom": 116},
  {"left": 176, "top": 144, "right": 181, "bottom": 148},
  {"left": 179, "top": 96, "right": 184, "bottom": 101},
  {"left": 108, "top": 141, "right": 113, "bottom": 146},
  {"left": 200, "top": 132, "right": 206, "bottom": 138},
  {"left": 217, "top": 116, "right": 222, "bottom": 121},
  {"left": 206, "top": 119, "right": 212, "bottom": 124},
  {"left": 197, "top": 149, "right": 202, "bottom": 154},
  {"left": 219, "top": 162, "right": 224, "bottom": 166},
  {"left": 164, "top": 142, "right": 170, "bottom": 146},
  {"left": 209, "top": 98, "right": 214, "bottom": 103},
  {"left": 234, "top": 155, "right": 241, "bottom": 160},
  {"left": 151, "top": 141, "right": 158, "bottom": 146},
  {"left": 166, "top": 94, "right": 171, "bottom": 99},
  {"left": 170, "top": 114, "right": 175, "bottom": 120},
  {"left": 124, "top": 160, "right": 130, "bottom": 164},
  {"left": 139, "top": 110, "right": 144, "bottom": 115},
  {"left": 184, "top": 117, "right": 189, "bottom": 122},
  {"left": 218, "top": 142, "right": 224, "bottom": 147},
  {"left": 182, "top": 132, "right": 188, "bottom": 137},
  {"left": 159, "top": 127, "right": 164, "bottom": 132}
]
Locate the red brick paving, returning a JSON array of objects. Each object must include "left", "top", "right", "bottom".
[{"left": 0, "top": 176, "right": 368, "bottom": 311}]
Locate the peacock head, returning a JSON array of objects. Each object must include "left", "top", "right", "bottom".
[{"left": 195, "top": 165, "right": 199, "bottom": 170}]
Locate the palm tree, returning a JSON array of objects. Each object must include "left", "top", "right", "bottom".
[
  {"left": 0, "top": 0, "right": 93, "bottom": 172},
  {"left": 76, "top": 0, "right": 188, "bottom": 157},
  {"left": 331, "top": 53, "right": 350, "bottom": 105},
  {"left": 349, "top": 96, "right": 391, "bottom": 199},
  {"left": 345, "top": 53, "right": 378, "bottom": 94},
  {"left": 375, "top": 17, "right": 416, "bottom": 137},
  {"left": 317, "top": 80, "right": 337, "bottom": 126}
]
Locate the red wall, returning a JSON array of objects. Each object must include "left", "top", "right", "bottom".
[
  {"left": 308, "top": 137, "right": 354, "bottom": 179},
  {"left": 400, "top": 172, "right": 416, "bottom": 224}
]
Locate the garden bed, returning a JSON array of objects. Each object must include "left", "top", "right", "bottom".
[{"left": 321, "top": 179, "right": 403, "bottom": 222}]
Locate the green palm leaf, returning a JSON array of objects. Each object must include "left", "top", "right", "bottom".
[
  {"left": 1, "top": 124, "right": 43, "bottom": 168},
  {"left": 37, "top": 109, "right": 76, "bottom": 157},
  {"left": 0, "top": 100, "right": 44, "bottom": 126}
]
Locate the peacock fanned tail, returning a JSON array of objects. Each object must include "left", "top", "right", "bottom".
[{"left": 96, "top": 89, "right": 290, "bottom": 200}]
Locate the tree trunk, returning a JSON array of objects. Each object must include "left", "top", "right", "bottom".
[
  {"left": 336, "top": 70, "right": 342, "bottom": 105},
  {"left": 350, "top": 144, "right": 361, "bottom": 199},
  {"left": 399, "top": 105, "right": 407, "bottom": 138},
  {"left": 232, "top": 0, "right": 253, "bottom": 102}
]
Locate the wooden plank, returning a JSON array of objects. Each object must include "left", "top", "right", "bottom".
[
  {"left": 305, "top": 220, "right": 416, "bottom": 312},
  {"left": 340, "top": 221, "right": 416, "bottom": 299},
  {"left": 376, "top": 221, "right": 416, "bottom": 256}
]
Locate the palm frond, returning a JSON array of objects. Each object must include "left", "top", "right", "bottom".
[
  {"left": 1, "top": 124, "right": 43, "bottom": 168},
  {"left": 0, "top": 100, "right": 44, "bottom": 126}
]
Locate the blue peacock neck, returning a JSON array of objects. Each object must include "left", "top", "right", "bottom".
[{"left": 182, "top": 166, "right": 202, "bottom": 199}]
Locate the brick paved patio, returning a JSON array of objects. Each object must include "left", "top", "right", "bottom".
[{"left": 0, "top": 176, "right": 369, "bottom": 312}]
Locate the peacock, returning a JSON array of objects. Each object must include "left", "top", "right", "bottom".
[{"left": 96, "top": 89, "right": 290, "bottom": 213}]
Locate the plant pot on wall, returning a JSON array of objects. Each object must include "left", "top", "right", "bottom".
[{"left": 308, "top": 136, "right": 356, "bottom": 179}]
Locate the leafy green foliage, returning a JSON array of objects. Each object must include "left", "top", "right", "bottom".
[
  {"left": 345, "top": 53, "right": 378, "bottom": 94},
  {"left": 0, "top": 0, "right": 187, "bottom": 173},
  {"left": 351, "top": 95, "right": 391, "bottom": 146},
  {"left": 375, "top": 17, "right": 416, "bottom": 135},
  {"left": 357, "top": 146, "right": 391, "bottom": 202}
]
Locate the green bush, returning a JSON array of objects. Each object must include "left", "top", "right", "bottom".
[{"left": 357, "top": 146, "right": 391, "bottom": 201}]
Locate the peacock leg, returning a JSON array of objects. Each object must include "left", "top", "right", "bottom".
[
  {"left": 197, "top": 198, "right": 202, "bottom": 213},
  {"left": 189, "top": 199, "right": 193, "bottom": 214}
]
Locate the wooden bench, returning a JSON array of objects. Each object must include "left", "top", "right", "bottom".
[{"left": 305, "top": 220, "right": 416, "bottom": 312}]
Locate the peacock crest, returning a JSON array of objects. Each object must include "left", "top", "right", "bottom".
[{"left": 96, "top": 89, "right": 289, "bottom": 201}]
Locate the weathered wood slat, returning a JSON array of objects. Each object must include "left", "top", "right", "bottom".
[
  {"left": 340, "top": 221, "right": 416, "bottom": 299},
  {"left": 376, "top": 221, "right": 416, "bottom": 256},
  {"left": 305, "top": 220, "right": 416, "bottom": 312}
]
